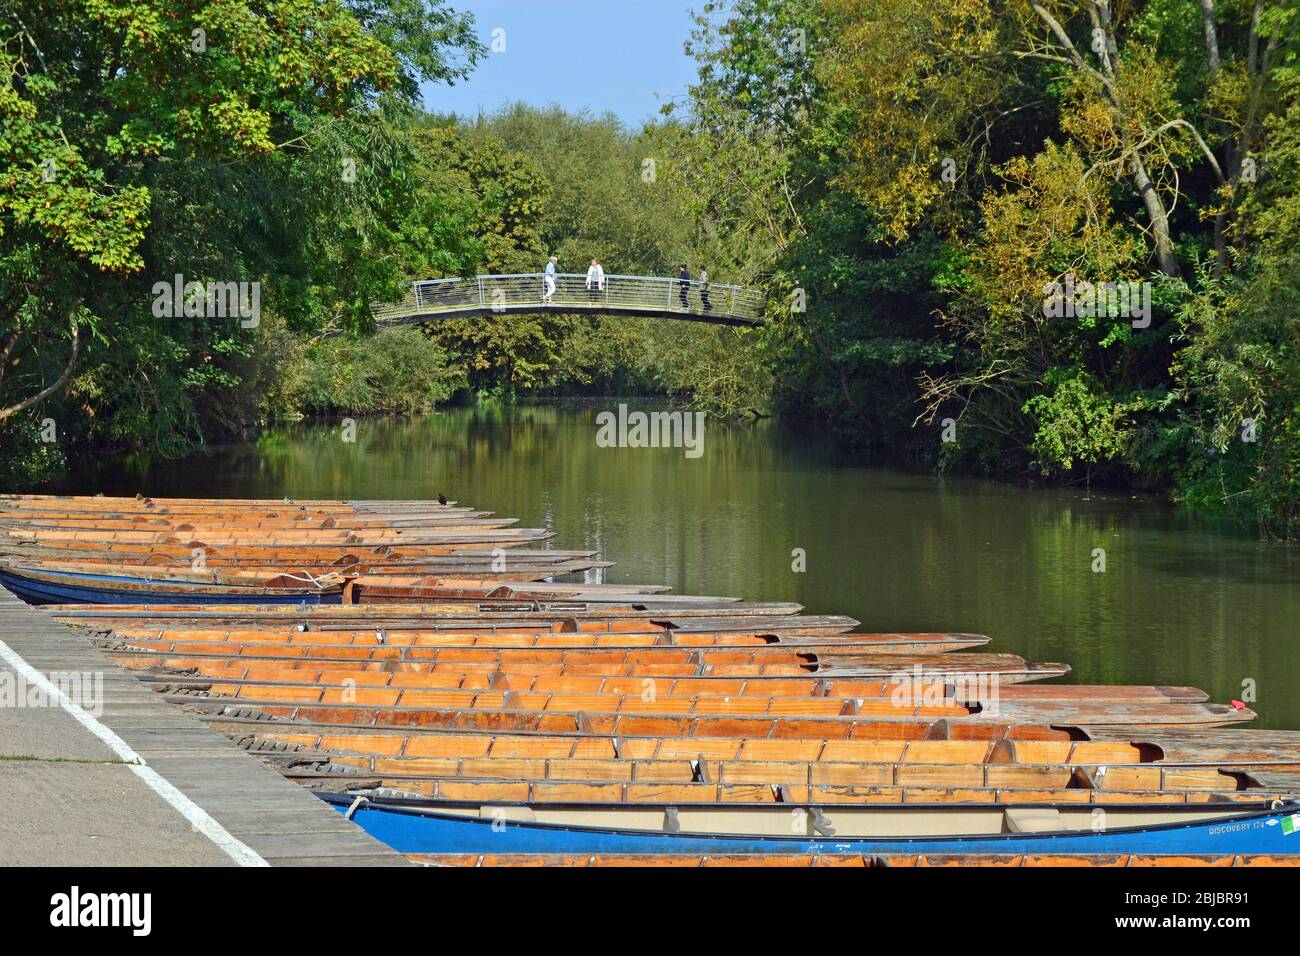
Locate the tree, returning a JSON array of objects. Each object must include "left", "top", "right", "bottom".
[
  {"left": 682, "top": 0, "right": 1300, "bottom": 533},
  {"left": 1, "top": 0, "right": 481, "bottom": 459}
]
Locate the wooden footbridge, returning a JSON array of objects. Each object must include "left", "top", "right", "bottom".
[{"left": 371, "top": 273, "right": 767, "bottom": 327}]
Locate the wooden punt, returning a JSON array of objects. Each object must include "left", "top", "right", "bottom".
[
  {"left": 295, "top": 771, "right": 1283, "bottom": 808},
  {"left": 0, "top": 539, "right": 574, "bottom": 562},
  {"left": 51, "top": 578, "right": 698, "bottom": 602},
  {"left": 1083, "top": 729, "right": 1300, "bottom": 774},
  {"left": 0, "top": 493, "right": 466, "bottom": 510},
  {"left": 211, "top": 713, "right": 1292, "bottom": 774},
  {"left": 350, "top": 584, "right": 741, "bottom": 605},
  {"left": 3, "top": 530, "right": 555, "bottom": 553},
  {"left": 102, "top": 640, "right": 1068, "bottom": 682},
  {"left": 98, "top": 626, "right": 991, "bottom": 654},
  {"left": 1, "top": 541, "right": 595, "bottom": 562},
  {"left": 172, "top": 687, "right": 977, "bottom": 725},
  {"left": 164, "top": 687, "right": 1253, "bottom": 745},
  {"left": 0, "top": 505, "right": 517, "bottom": 524},
  {"left": 26, "top": 579, "right": 724, "bottom": 603},
  {"left": 0, "top": 494, "right": 473, "bottom": 516},
  {"left": 105, "top": 647, "right": 1065, "bottom": 693},
  {"left": 255, "top": 733, "right": 1295, "bottom": 807},
  {"left": 111, "top": 632, "right": 987, "bottom": 655},
  {"left": 314, "top": 792, "right": 1300, "bottom": 856},
  {"left": 0, "top": 550, "right": 612, "bottom": 582},
  {"left": 398, "top": 579, "right": 679, "bottom": 597},
  {"left": 281, "top": 766, "right": 1292, "bottom": 812},
  {"left": 968, "top": 684, "right": 1210, "bottom": 703},
  {"left": 56, "top": 612, "right": 871, "bottom": 648},
  {"left": 1, "top": 549, "right": 611, "bottom": 574},
  {"left": 148, "top": 681, "right": 1252, "bottom": 731},
  {"left": 0, "top": 511, "right": 517, "bottom": 530},
  {"left": 145, "top": 674, "right": 1235, "bottom": 727},
  {"left": 4, "top": 527, "right": 557, "bottom": 547},
  {"left": 408, "top": 851, "right": 1300, "bottom": 867},
  {"left": 45, "top": 601, "right": 821, "bottom": 626},
  {"left": 0, "top": 558, "right": 349, "bottom": 588},
  {"left": 1, "top": 528, "right": 533, "bottom": 548},
  {"left": 355, "top": 578, "right": 702, "bottom": 602},
  {"left": 0, "top": 563, "right": 347, "bottom": 605},
  {"left": 95, "top": 639, "right": 1010, "bottom": 670}
]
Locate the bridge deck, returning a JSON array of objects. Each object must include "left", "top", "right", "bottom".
[{"left": 372, "top": 273, "right": 765, "bottom": 327}]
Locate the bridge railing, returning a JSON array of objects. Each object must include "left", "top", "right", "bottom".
[{"left": 371, "top": 273, "right": 766, "bottom": 325}]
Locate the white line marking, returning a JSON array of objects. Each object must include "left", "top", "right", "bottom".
[{"left": 0, "top": 637, "right": 268, "bottom": 867}]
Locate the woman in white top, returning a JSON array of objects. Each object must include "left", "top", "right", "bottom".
[
  {"left": 585, "top": 259, "right": 605, "bottom": 300},
  {"left": 542, "top": 256, "right": 557, "bottom": 304}
]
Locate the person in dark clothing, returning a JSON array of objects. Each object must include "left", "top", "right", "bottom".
[{"left": 678, "top": 264, "right": 690, "bottom": 309}]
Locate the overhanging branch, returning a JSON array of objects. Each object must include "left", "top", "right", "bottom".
[{"left": 0, "top": 323, "right": 80, "bottom": 421}]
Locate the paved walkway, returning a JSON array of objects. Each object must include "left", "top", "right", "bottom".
[{"left": 0, "top": 584, "right": 406, "bottom": 866}]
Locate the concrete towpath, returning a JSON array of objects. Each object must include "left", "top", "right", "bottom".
[{"left": 0, "top": 582, "right": 407, "bottom": 866}]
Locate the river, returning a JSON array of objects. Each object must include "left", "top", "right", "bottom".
[{"left": 55, "top": 402, "right": 1300, "bottom": 729}]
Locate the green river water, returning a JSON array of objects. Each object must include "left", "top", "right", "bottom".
[{"left": 57, "top": 403, "right": 1300, "bottom": 729}]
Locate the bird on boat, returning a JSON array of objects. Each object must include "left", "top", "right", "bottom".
[{"left": 438, "top": 493, "right": 447, "bottom": 506}]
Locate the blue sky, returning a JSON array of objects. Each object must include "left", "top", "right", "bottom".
[{"left": 423, "top": 1, "right": 705, "bottom": 127}]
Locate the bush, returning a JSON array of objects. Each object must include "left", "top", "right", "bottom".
[
  {"left": 0, "top": 418, "right": 67, "bottom": 487},
  {"left": 258, "top": 324, "right": 466, "bottom": 419}
]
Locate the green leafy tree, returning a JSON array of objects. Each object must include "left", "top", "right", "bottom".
[{"left": 1, "top": 0, "right": 481, "bottom": 468}]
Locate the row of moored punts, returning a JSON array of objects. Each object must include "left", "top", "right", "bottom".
[{"left": 3, "top": 493, "right": 1298, "bottom": 864}]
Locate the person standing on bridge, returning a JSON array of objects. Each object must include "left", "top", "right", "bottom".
[
  {"left": 586, "top": 259, "right": 605, "bottom": 301},
  {"left": 678, "top": 264, "right": 690, "bottom": 309},
  {"left": 543, "top": 256, "right": 558, "bottom": 305},
  {"left": 698, "top": 267, "right": 711, "bottom": 312}
]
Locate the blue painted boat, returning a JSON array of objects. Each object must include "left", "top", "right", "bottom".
[
  {"left": 319, "top": 794, "right": 1300, "bottom": 857},
  {"left": 0, "top": 567, "right": 344, "bottom": 606}
]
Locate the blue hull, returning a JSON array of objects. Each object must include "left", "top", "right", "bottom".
[
  {"left": 322, "top": 796, "right": 1300, "bottom": 856},
  {"left": 0, "top": 569, "right": 342, "bottom": 606}
]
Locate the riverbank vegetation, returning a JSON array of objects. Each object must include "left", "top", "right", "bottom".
[{"left": 2, "top": 1, "right": 1299, "bottom": 536}]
